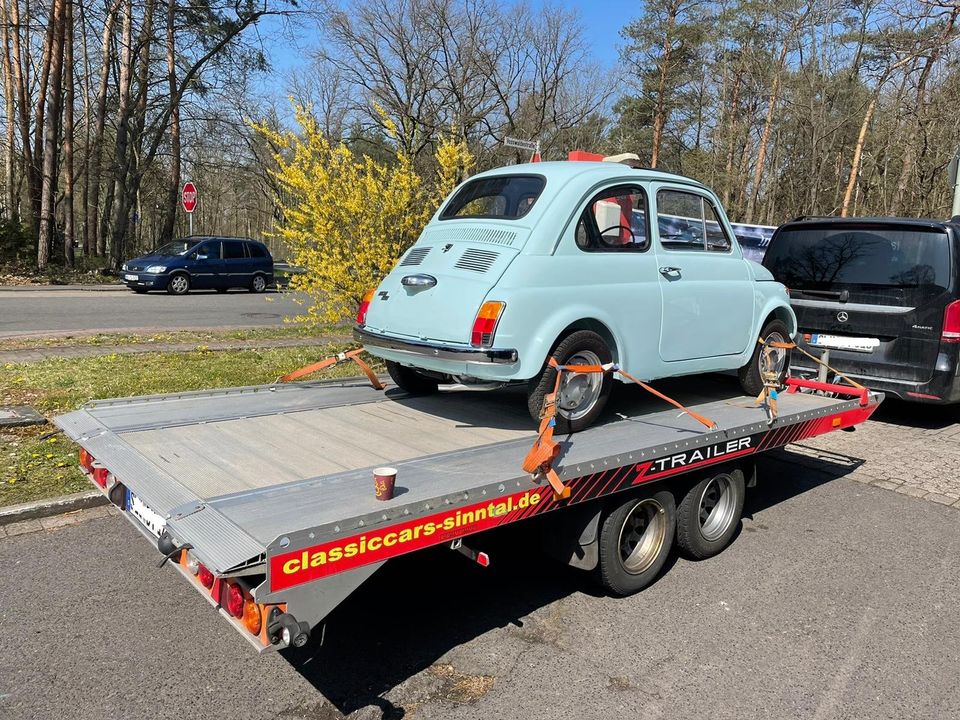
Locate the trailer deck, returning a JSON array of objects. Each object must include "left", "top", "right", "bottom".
[{"left": 55, "top": 374, "right": 882, "bottom": 650}]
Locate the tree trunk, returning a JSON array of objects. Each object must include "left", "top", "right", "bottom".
[
  {"left": 105, "top": 0, "right": 134, "bottom": 266},
  {"left": 650, "top": 6, "right": 677, "bottom": 169},
  {"left": 0, "top": 0, "right": 16, "bottom": 217},
  {"left": 62, "top": 0, "right": 74, "bottom": 266},
  {"left": 159, "top": 0, "right": 180, "bottom": 244},
  {"left": 37, "top": 0, "right": 65, "bottom": 270},
  {"left": 30, "top": 0, "right": 57, "bottom": 243},
  {"left": 840, "top": 93, "right": 878, "bottom": 218},
  {"left": 8, "top": 0, "right": 36, "bottom": 233},
  {"left": 745, "top": 38, "right": 790, "bottom": 223}
]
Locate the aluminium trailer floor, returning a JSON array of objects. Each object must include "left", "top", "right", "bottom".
[{"left": 55, "top": 374, "right": 880, "bottom": 579}]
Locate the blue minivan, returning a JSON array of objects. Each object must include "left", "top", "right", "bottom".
[{"left": 122, "top": 236, "right": 274, "bottom": 295}]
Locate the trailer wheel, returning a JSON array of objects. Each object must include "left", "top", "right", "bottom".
[
  {"left": 597, "top": 489, "right": 676, "bottom": 596},
  {"left": 386, "top": 360, "right": 439, "bottom": 395},
  {"left": 739, "top": 319, "right": 790, "bottom": 396},
  {"left": 676, "top": 468, "right": 745, "bottom": 559}
]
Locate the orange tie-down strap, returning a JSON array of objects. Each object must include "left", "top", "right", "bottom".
[
  {"left": 278, "top": 347, "right": 385, "bottom": 390},
  {"left": 522, "top": 358, "right": 718, "bottom": 500},
  {"left": 762, "top": 339, "right": 865, "bottom": 390}
]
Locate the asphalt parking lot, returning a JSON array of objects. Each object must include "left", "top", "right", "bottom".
[{"left": 1, "top": 401, "right": 959, "bottom": 720}]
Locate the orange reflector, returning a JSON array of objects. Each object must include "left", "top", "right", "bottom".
[
  {"left": 242, "top": 599, "right": 262, "bottom": 635},
  {"left": 79, "top": 448, "right": 94, "bottom": 472},
  {"left": 832, "top": 417, "right": 842, "bottom": 427},
  {"left": 471, "top": 301, "right": 505, "bottom": 347}
]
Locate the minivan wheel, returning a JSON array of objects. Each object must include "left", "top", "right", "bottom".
[
  {"left": 250, "top": 274, "right": 267, "bottom": 293},
  {"left": 386, "top": 360, "right": 439, "bottom": 395},
  {"left": 167, "top": 273, "right": 190, "bottom": 296},
  {"left": 527, "top": 330, "right": 613, "bottom": 433},
  {"left": 738, "top": 319, "right": 790, "bottom": 396}
]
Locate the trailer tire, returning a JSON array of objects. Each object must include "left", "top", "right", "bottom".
[
  {"left": 739, "top": 319, "right": 791, "bottom": 396},
  {"left": 597, "top": 489, "right": 676, "bottom": 596},
  {"left": 527, "top": 330, "right": 613, "bottom": 433},
  {"left": 386, "top": 360, "right": 439, "bottom": 395},
  {"left": 676, "top": 468, "right": 745, "bottom": 559}
]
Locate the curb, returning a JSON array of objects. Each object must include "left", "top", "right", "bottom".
[
  {"left": 0, "top": 284, "right": 127, "bottom": 292},
  {"left": 0, "top": 490, "right": 108, "bottom": 526}
]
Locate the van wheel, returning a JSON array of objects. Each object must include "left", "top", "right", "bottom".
[
  {"left": 249, "top": 274, "right": 267, "bottom": 293},
  {"left": 597, "top": 489, "right": 676, "bottom": 596},
  {"left": 167, "top": 273, "right": 190, "bottom": 295},
  {"left": 739, "top": 319, "right": 790, "bottom": 396},
  {"left": 675, "top": 468, "right": 745, "bottom": 559},
  {"left": 527, "top": 330, "right": 613, "bottom": 433},
  {"left": 386, "top": 361, "right": 439, "bottom": 395}
]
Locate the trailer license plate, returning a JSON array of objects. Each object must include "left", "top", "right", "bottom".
[
  {"left": 127, "top": 490, "right": 165, "bottom": 538},
  {"left": 809, "top": 334, "right": 879, "bottom": 353},
  {"left": 124, "top": 273, "right": 138, "bottom": 281}
]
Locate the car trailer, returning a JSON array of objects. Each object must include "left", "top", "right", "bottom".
[{"left": 55, "top": 374, "right": 882, "bottom": 652}]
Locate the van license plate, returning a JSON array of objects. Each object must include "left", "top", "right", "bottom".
[
  {"left": 124, "top": 274, "right": 138, "bottom": 281},
  {"left": 127, "top": 490, "right": 165, "bottom": 538},
  {"left": 809, "top": 334, "right": 879, "bottom": 353}
]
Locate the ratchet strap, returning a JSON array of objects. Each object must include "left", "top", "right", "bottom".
[
  {"left": 522, "top": 357, "right": 717, "bottom": 500},
  {"left": 278, "top": 347, "right": 385, "bottom": 390}
]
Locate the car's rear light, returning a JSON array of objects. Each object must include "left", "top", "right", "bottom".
[
  {"left": 197, "top": 564, "right": 214, "bottom": 588},
  {"left": 356, "top": 288, "right": 375, "bottom": 325},
  {"left": 79, "top": 448, "right": 94, "bottom": 472},
  {"left": 907, "top": 391, "right": 941, "bottom": 400},
  {"left": 471, "top": 301, "right": 505, "bottom": 348},
  {"left": 92, "top": 466, "right": 109, "bottom": 488},
  {"left": 942, "top": 300, "right": 960, "bottom": 343},
  {"left": 242, "top": 599, "right": 262, "bottom": 634},
  {"left": 226, "top": 583, "right": 245, "bottom": 618}
]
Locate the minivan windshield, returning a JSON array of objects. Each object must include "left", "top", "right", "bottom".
[
  {"left": 152, "top": 241, "right": 195, "bottom": 256},
  {"left": 764, "top": 226, "right": 951, "bottom": 293}
]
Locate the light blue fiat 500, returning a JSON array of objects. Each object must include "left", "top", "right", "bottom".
[{"left": 355, "top": 161, "right": 796, "bottom": 431}]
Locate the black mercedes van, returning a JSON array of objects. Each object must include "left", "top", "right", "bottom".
[{"left": 762, "top": 216, "right": 960, "bottom": 403}]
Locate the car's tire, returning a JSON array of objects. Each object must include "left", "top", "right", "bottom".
[
  {"left": 216, "top": 288, "right": 228, "bottom": 293},
  {"left": 675, "top": 468, "right": 745, "bottom": 560},
  {"left": 249, "top": 274, "right": 267, "bottom": 293},
  {"left": 738, "top": 318, "right": 791, "bottom": 396},
  {"left": 527, "top": 330, "right": 613, "bottom": 433},
  {"left": 166, "top": 272, "right": 190, "bottom": 296},
  {"left": 386, "top": 360, "right": 439, "bottom": 395},
  {"left": 597, "top": 489, "right": 676, "bottom": 596}
]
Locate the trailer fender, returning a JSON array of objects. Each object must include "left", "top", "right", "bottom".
[{"left": 539, "top": 503, "right": 604, "bottom": 571}]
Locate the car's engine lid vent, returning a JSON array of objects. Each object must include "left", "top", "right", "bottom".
[
  {"left": 423, "top": 227, "right": 518, "bottom": 247},
  {"left": 399, "top": 246, "right": 431, "bottom": 266},
  {"left": 454, "top": 248, "right": 500, "bottom": 273}
]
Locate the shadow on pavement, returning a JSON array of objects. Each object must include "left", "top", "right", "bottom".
[{"left": 867, "top": 396, "right": 960, "bottom": 430}]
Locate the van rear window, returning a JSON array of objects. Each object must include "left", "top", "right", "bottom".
[
  {"left": 764, "top": 226, "right": 951, "bottom": 291},
  {"left": 440, "top": 175, "right": 545, "bottom": 220}
]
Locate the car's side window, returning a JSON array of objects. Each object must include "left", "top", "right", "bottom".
[
  {"left": 657, "top": 188, "right": 733, "bottom": 253},
  {"left": 196, "top": 242, "right": 220, "bottom": 259},
  {"left": 248, "top": 243, "right": 267, "bottom": 259},
  {"left": 223, "top": 242, "right": 245, "bottom": 259},
  {"left": 575, "top": 185, "right": 649, "bottom": 252}
]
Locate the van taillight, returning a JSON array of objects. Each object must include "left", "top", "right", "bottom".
[
  {"left": 356, "top": 288, "right": 375, "bottom": 325},
  {"left": 943, "top": 301, "right": 960, "bottom": 343},
  {"left": 471, "top": 302, "right": 505, "bottom": 348}
]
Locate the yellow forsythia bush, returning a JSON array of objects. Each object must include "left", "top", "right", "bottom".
[{"left": 255, "top": 106, "right": 473, "bottom": 325}]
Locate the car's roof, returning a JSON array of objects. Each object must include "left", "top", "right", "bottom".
[
  {"left": 470, "top": 161, "right": 709, "bottom": 191},
  {"left": 181, "top": 235, "right": 261, "bottom": 243},
  {"left": 779, "top": 216, "right": 960, "bottom": 233}
]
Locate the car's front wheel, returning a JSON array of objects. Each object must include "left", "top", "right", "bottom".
[
  {"left": 527, "top": 330, "right": 613, "bottom": 433},
  {"left": 166, "top": 273, "right": 190, "bottom": 296},
  {"left": 738, "top": 318, "right": 791, "bottom": 396}
]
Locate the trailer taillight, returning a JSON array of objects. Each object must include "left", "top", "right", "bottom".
[
  {"left": 197, "top": 564, "right": 214, "bottom": 589},
  {"left": 79, "top": 448, "right": 94, "bottom": 473},
  {"left": 943, "top": 300, "right": 960, "bottom": 343},
  {"left": 356, "top": 288, "right": 375, "bottom": 325},
  {"left": 185, "top": 551, "right": 200, "bottom": 575},
  {"left": 226, "top": 583, "right": 245, "bottom": 618},
  {"left": 92, "top": 466, "right": 110, "bottom": 488},
  {"left": 471, "top": 301, "right": 505, "bottom": 348},
  {"left": 242, "top": 600, "right": 262, "bottom": 635}
]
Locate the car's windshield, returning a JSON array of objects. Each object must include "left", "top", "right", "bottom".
[
  {"left": 765, "top": 226, "right": 951, "bottom": 291},
  {"left": 152, "top": 241, "right": 194, "bottom": 256}
]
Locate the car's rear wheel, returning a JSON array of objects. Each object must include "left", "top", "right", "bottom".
[
  {"left": 739, "top": 319, "right": 790, "bottom": 396},
  {"left": 250, "top": 274, "right": 267, "bottom": 293},
  {"left": 167, "top": 273, "right": 190, "bottom": 296},
  {"left": 386, "top": 360, "right": 439, "bottom": 395},
  {"left": 527, "top": 330, "right": 613, "bottom": 433}
]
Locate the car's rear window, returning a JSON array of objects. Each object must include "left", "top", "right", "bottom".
[
  {"left": 764, "top": 225, "right": 951, "bottom": 292},
  {"left": 440, "top": 175, "right": 545, "bottom": 220}
]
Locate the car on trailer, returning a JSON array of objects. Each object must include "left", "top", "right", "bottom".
[{"left": 355, "top": 161, "right": 796, "bottom": 431}]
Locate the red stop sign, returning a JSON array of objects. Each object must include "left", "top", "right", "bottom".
[{"left": 181, "top": 182, "right": 198, "bottom": 213}]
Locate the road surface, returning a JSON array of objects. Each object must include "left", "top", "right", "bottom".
[
  {"left": 1, "top": 452, "right": 957, "bottom": 720},
  {"left": 0, "top": 286, "right": 306, "bottom": 337}
]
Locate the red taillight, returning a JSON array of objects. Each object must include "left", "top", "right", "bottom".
[
  {"left": 942, "top": 300, "right": 960, "bottom": 343},
  {"left": 92, "top": 466, "right": 109, "bottom": 488},
  {"left": 79, "top": 448, "right": 94, "bottom": 472},
  {"left": 471, "top": 301, "right": 505, "bottom": 348},
  {"left": 356, "top": 288, "right": 375, "bottom": 325},
  {"left": 197, "top": 564, "right": 214, "bottom": 588},
  {"left": 226, "top": 583, "right": 244, "bottom": 618}
]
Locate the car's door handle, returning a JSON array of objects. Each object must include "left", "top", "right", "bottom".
[{"left": 659, "top": 266, "right": 682, "bottom": 275}]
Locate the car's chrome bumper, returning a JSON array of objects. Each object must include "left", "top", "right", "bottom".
[{"left": 354, "top": 326, "right": 518, "bottom": 364}]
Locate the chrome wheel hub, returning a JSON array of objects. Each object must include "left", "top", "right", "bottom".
[
  {"left": 618, "top": 499, "right": 667, "bottom": 574},
  {"left": 558, "top": 350, "right": 603, "bottom": 421},
  {"left": 698, "top": 473, "right": 736, "bottom": 542}
]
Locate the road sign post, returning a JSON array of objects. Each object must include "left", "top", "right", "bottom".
[{"left": 182, "top": 181, "right": 198, "bottom": 235}]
